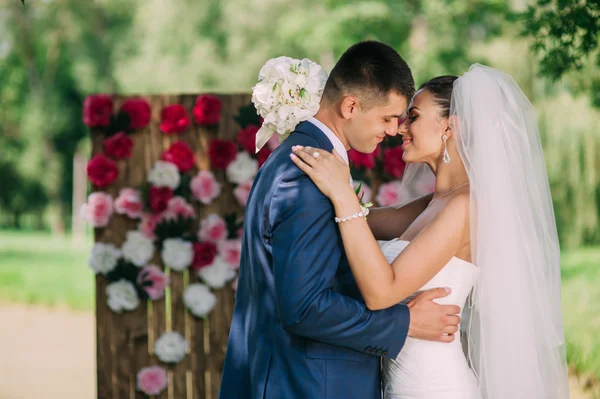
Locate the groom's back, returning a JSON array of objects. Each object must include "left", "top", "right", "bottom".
[{"left": 219, "top": 126, "right": 381, "bottom": 399}]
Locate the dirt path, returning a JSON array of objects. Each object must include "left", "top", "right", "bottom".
[
  {"left": 0, "top": 304, "right": 95, "bottom": 399},
  {"left": 0, "top": 303, "right": 594, "bottom": 399}
]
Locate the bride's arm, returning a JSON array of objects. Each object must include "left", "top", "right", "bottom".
[
  {"left": 366, "top": 194, "right": 433, "bottom": 241},
  {"left": 333, "top": 189, "right": 469, "bottom": 310},
  {"left": 290, "top": 145, "right": 469, "bottom": 310}
]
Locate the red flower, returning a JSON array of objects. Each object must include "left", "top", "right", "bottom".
[
  {"left": 192, "top": 242, "right": 218, "bottom": 271},
  {"left": 161, "top": 141, "right": 195, "bottom": 172},
  {"left": 208, "top": 139, "right": 237, "bottom": 169},
  {"left": 148, "top": 186, "right": 174, "bottom": 213},
  {"left": 237, "top": 125, "right": 259, "bottom": 154},
  {"left": 348, "top": 148, "right": 379, "bottom": 170},
  {"left": 120, "top": 98, "right": 151, "bottom": 129},
  {"left": 104, "top": 132, "right": 134, "bottom": 159},
  {"left": 193, "top": 95, "right": 222, "bottom": 125},
  {"left": 160, "top": 104, "right": 191, "bottom": 134},
  {"left": 257, "top": 147, "right": 272, "bottom": 167},
  {"left": 86, "top": 154, "right": 118, "bottom": 188},
  {"left": 383, "top": 147, "right": 406, "bottom": 178},
  {"left": 83, "top": 94, "right": 113, "bottom": 127}
]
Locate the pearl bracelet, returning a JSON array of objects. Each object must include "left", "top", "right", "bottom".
[{"left": 335, "top": 207, "right": 370, "bottom": 224}]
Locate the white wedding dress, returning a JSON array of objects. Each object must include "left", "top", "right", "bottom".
[{"left": 379, "top": 239, "right": 481, "bottom": 399}]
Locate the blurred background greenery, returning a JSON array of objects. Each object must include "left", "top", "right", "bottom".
[{"left": 0, "top": 0, "right": 598, "bottom": 390}]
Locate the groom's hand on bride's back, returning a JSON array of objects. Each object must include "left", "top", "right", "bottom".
[{"left": 406, "top": 287, "right": 461, "bottom": 343}]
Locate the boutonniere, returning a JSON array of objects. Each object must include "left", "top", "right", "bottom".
[{"left": 354, "top": 181, "right": 373, "bottom": 216}]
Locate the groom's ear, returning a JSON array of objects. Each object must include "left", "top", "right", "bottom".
[{"left": 340, "top": 95, "right": 360, "bottom": 120}]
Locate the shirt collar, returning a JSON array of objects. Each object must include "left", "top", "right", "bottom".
[{"left": 307, "top": 117, "right": 349, "bottom": 165}]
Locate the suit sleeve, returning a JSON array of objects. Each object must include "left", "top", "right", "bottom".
[{"left": 270, "top": 171, "right": 410, "bottom": 358}]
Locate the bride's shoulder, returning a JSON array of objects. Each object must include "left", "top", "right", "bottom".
[{"left": 436, "top": 193, "right": 470, "bottom": 225}]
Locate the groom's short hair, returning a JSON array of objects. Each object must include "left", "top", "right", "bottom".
[{"left": 322, "top": 40, "right": 415, "bottom": 109}]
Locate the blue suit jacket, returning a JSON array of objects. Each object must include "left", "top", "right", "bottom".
[{"left": 219, "top": 121, "right": 410, "bottom": 399}]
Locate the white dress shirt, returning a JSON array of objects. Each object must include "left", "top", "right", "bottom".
[{"left": 307, "top": 117, "right": 353, "bottom": 185}]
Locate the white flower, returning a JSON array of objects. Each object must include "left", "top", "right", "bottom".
[
  {"left": 161, "top": 238, "right": 193, "bottom": 271},
  {"left": 122, "top": 231, "right": 155, "bottom": 267},
  {"left": 226, "top": 152, "right": 258, "bottom": 185},
  {"left": 197, "top": 256, "right": 236, "bottom": 289},
  {"left": 252, "top": 56, "right": 328, "bottom": 151},
  {"left": 106, "top": 279, "right": 139, "bottom": 313},
  {"left": 89, "top": 242, "right": 121, "bottom": 275},
  {"left": 148, "top": 160, "right": 181, "bottom": 190},
  {"left": 154, "top": 331, "right": 189, "bottom": 363},
  {"left": 184, "top": 283, "right": 217, "bottom": 318}
]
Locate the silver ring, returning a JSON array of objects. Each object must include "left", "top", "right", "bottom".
[{"left": 312, "top": 151, "right": 320, "bottom": 158}]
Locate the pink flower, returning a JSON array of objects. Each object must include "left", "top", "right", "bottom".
[
  {"left": 219, "top": 239, "right": 242, "bottom": 269},
  {"left": 81, "top": 192, "right": 113, "bottom": 227},
  {"left": 137, "top": 264, "right": 170, "bottom": 300},
  {"left": 161, "top": 196, "right": 196, "bottom": 222},
  {"left": 198, "top": 214, "right": 227, "bottom": 243},
  {"left": 161, "top": 141, "right": 195, "bottom": 172},
  {"left": 237, "top": 125, "right": 259, "bottom": 154},
  {"left": 138, "top": 213, "right": 162, "bottom": 240},
  {"left": 348, "top": 148, "right": 379, "bottom": 170},
  {"left": 114, "top": 188, "right": 143, "bottom": 219},
  {"left": 376, "top": 181, "right": 409, "bottom": 207},
  {"left": 190, "top": 171, "right": 221, "bottom": 205},
  {"left": 352, "top": 181, "right": 372, "bottom": 204},
  {"left": 267, "top": 134, "right": 280, "bottom": 151},
  {"left": 234, "top": 180, "right": 253, "bottom": 207},
  {"left": 86, "top": 154, "right": 118, "bottom": 188},
  {"left": 136, "top": 366, "right": 167, "bottom": 396}
]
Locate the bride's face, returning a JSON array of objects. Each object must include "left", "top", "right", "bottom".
[{"left": 399, "top": 89, "right": 448, "bottom": 164}]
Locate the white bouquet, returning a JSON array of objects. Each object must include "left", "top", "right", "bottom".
[{"left": 252, "top": 56, "right": 328, "bottom": 152}]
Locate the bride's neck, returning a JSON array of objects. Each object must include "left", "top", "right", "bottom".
[{"left": 429, "top": 150, "right": 469, "bottom": 198}]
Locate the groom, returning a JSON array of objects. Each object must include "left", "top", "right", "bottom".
[{"left": 220, "top": 41, "right": 460, "bottom": 399}]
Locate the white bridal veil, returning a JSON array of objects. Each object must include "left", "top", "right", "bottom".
[{"left": 401, "top": 64, "right": 569, "bottom": 398}]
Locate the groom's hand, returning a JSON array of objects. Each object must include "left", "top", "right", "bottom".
[{"left": 406, "top": 288, "right": 461, "bottom": 343}]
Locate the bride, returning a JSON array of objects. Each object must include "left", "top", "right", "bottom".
[{"left": 290, "top": 64, "right": 569, "bottom": 398}]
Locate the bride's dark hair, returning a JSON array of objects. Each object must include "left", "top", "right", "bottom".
[{"left": 418, "top": 76, "right": 459, "bottom": 118}]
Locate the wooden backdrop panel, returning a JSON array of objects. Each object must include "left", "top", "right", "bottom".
[{"left": 93, "top": 93, "right": 251, "bottom": 399}]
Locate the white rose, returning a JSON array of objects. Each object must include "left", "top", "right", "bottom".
[
  {"left": 148, "top": 161, "right": 181, "bottom": 190},
  {"left": 226, "top": 152, "right": 258, "bottom": 185},
  {"left": 154, "top": 331, "right": 188, "bottom": 363},
  {"left": 161, "top": 238, "right": 193, "bottom": 271},
  {"left": 197, "top": 256, "right": 236, "bottom": 289},
  {"left": 106, "top": 279, "right": 139, "bottom": 313},
  {"left": 89, "top": 242, "right": 121, "bottom": 275},
  {"left": 122, "top": 231, "right": 155, "bottom": 267},
  {"left": 184, "top": 283, "right": 217, "bottom": 318}
]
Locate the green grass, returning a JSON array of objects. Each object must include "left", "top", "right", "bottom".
[
  {"left": 561, "top": 246, "right": 600, "bottom": 381},
  {"left": 0, "top": 229, "right": 598, "bottom": 380},
  {"left": 0, "top": 229, "right": 94, "bottom": 311}
]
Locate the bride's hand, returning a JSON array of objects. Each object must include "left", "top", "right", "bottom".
[{"left": 290, "top": 145, "right": 353, "bottom": 201}]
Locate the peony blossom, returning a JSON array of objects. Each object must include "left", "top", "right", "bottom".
[
  {"left": 136, "top": 366, "right": 167, "bottom": 396},
  {"left": 161, "top": 196, "right": 196, "bottom": 222},
  {"left": 192, "top": 242, "right": 218, "bottom": 271},
  {"left": 80, "top": 192, "right": 113, "bottom": 227},
  {"left": 83, "top": 94, "right": 113, "bottom": 127},
  {"left": 106, "top": 279, "right": 139, "bottom": 313},
  {"left": 234, "top": 180, "right": 253, "bottom": 207},
  {"left": 161, "top": 141, "right": 195, "bottom": 172},
  {"left": 137, "top": 264, "right": 169, "bottom": 300},
  {"left": 161, "top": 238, "right": 194, "bottom": 271},
  {"left": 208, "top": 139, "right": 237, "bottom": 170},
  {"left": 138, "top": 213, "right": 162, "bottom": 240},
  {"left": 190, "top": 171, "right": 221, "bottom": 205},
  {"left": 184, "top": 283, "right": 217, "bottom": 318},
  {"left": 114, "top": 188, "right": 143, "bottom": 219},
  {"left": 160, "top": 104, "right": 191, "bottom": 134},
  {"left": 86, "top": 154, "right": 118, "bottom": 188},
  {"left": 226, "top": 152, "right": 258, "bottom": 185},
  {"left": 147, "top": 160, "right": 181, "bottom": 190},
  {"left": 376, "top": 181, "right": 410, "bottom": 207},
  {"left": 197, "top": 214, "right": 227, "bottom": 243},
  {"left": 193, "top": 95, "right": 222, "bottom": 125},
  {"left": 154, "top": 331, "right": 189, "bottom": 363},
  {"left": 88, "top": 242, "right": 121, "bottom": 275},
  {"left": 197, "top": 256, "right": 236, "bottom": 289},
  {"left": 121, "top": 231, "right": 155, "bottom": 267},
  {"left": 218, "top": 239, "right": 242, "bottom": 269},
  {"left": 120, "top": 98, "right": 151, "bottom": 129}
]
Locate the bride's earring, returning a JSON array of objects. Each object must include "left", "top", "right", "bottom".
[{"left": 442, "top": 134, "right": 451, "bottom": 164}]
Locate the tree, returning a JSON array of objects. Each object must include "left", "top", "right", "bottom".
[{"left": 518, "top": 0, "right": 600, "bottom": 106}]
